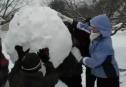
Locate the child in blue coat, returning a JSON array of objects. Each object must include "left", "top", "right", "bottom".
[
  {"left": 76, "top": 14, "right": 119, "bottom": 87},
  {"left": 58, "top": 13, "right": 120, "bottom": 87}
]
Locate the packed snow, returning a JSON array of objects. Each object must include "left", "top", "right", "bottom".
[
  {"left": 112, "top": 30, "right": 126, "bottom": 87},
  {"left": 2, "top": 6, "right": 72, "bottom": 69}
]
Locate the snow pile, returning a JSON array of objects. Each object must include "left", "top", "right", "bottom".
[
  {"left": 112, "top": 31, "right": 126, "bottom": 68},
  {"left": 25, "top": 0, "right": 43, "bottom": 6},
  {"left": 112, "top": 30, "right": 126, "bottom": 87},
  {"left": 0, "top": 30, "right": 7, "bottom": 38},
  {"left": 3, "top": 6, "right": 72, "bottom": 68}
]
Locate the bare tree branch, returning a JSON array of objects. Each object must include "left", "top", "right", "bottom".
[
  {"left": 0, "top": 0, "right": 6, "bottom": 13},
  {"left": 2, "top": 0, "right": 10, "bottom": 18},
  {"left": 111, "top": 23, "right": 124, "bottom": 36},
  {"left": 112, "top": 21, "right": 126, "bottom": 35},
  {"left": 6, "top": 0, "right": 21, "bottom": 17},
  {"left": 0, "top": 0, "right": 25, "bottom": 25},
  {"left": 63, "top": 0, "right": 84, "bottom": 18}
]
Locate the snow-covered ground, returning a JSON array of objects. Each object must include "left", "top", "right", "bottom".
[{"left": 112, "top": 30, "right": 126, "bottom": 87}]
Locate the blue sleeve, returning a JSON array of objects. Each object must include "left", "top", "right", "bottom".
[
  {"left": 77, "top": 22, "right": 91, "bottom": 33},
  {"left": 83, "top": 52, "right": 108, "bottom": 68},
  {"left": 83, "top": 38, "right": 114, "bottom": 68}
]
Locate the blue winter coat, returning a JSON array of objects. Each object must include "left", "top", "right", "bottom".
[{"left": 77, "top": 14, "right": 119, "bottom": 78}]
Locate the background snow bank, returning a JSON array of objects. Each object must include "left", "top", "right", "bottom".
[
  {"left": 112, "top": 30, "right": 126, "bottom": 87},
  {"left": 3, "top": 6, "right": 72, "bottom": 68}
]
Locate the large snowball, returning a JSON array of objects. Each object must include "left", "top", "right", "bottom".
[{"left": 3, "top": 6, "right": 72, "bottom": 68}]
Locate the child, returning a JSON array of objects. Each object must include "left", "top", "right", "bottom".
[
  {"left": 59, "top": 13, "right": 120, "bottom": 87},
  {"left": 76, "top": 14, "right": 120, "bottom": 87}
]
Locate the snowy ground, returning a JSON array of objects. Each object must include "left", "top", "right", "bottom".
[{"left": 112, "top": 30, "right": 126, "bottom": 87}]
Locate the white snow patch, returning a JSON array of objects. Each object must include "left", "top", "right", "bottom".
[
  {"left": 81, "top": 65, "right": 86, "bottom": 87},
  {"left": 112, "top": 30, "right": 126, "bottom": 87},
  {"left": 71, "top": 47, "right": 82, "bottom": 62},
  {"left": 55, "top": 80, "right": 68, "bottom": 87},
  {"left": 112, "top": 31, "right": 126, "bottom": 68}
]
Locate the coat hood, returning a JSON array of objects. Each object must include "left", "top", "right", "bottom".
[{"left": 90, "top": 14, "right": 112, "bottom": 37}]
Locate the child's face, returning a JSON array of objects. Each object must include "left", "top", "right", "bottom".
[
  {"left": 89, "top": 25, "right": 101, "bottom": 41},
  {"left": 90, "top": 25, "right": 99, "bottom": 33}
]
